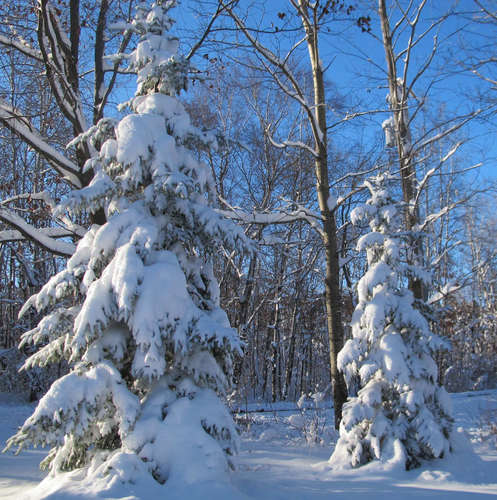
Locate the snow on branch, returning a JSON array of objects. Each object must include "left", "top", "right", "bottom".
[
  {"left": 217, "top": 207, "right": 322, "bottom": 226},
  {"left": 428, "top": 280, "right": 464, "bottom": 305},
  {"left": 0, "top": 100, "right": 82, "bottom": 187},
  {"left": 0, "top": 226, "right": 79, "bottom": 246},
  {"left": 0, "top": 34, "right": 43, "bottom": 61},
  {"left": 1, "top": 191, "right": 56, "bottom": 209},
  {"left": 266, "top": 127, "right": 319, "bottom": 157},
  {"left": 330, "top": 165, "right": 380, "bottom": 188},
  {"left": 217, "top": 198, "right": 324, "bottom": 237},
  {"left": 0, "top": 190, "right": 85, "bottom": 247},
  {"left": 0, "top": 208, "right": 75, "bottom": 256}
]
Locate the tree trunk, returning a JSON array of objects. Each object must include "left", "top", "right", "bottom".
[
  {"left": 284, "top": 298, "right": 298, "bottom": 400},
  {"left": 300, "top": 0, "right": 348, "bottom": 428},
  {"left": 378, "top": 0, "right": 424, "bottom": 301},
  {"left": 233, "top": 250, "right": 258, "bottom": 387}
]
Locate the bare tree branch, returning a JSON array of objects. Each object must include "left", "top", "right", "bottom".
[{"left": 0, "top": 99, "right": 82, "bottom": 187}]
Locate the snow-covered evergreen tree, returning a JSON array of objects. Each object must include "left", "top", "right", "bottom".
[
  {"left": 329, "top": 172, "right": 452, "bottom": 470},
  {"left": 5, "top": 0, "right": 247, "bottom": 489}
]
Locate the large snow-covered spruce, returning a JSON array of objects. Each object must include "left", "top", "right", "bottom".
[
  {"left": 329, "top": 173, "right": 452, "bottom": 470},
  {"left": 6, "top": 0, "right": 247, "bottom": 489}
]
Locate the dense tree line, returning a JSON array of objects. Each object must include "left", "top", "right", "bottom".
[{"left": 0, "top": 0, "right": 496, "bottom": 412}]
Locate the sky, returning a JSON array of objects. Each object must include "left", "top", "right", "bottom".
[{"left": 170, "top": 0, "right": 497, "bottom": 184}]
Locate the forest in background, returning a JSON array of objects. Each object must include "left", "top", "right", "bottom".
[{"left": 0, "top": 0, "right": 496, "bottom": 409}]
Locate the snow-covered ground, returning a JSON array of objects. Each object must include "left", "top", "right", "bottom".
[{"left": 1, "top": 390, "right": 496, "bottom": 499}]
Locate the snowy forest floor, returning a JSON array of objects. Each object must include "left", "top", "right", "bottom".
[{"left": 1, "top": 390, "right": 496, "bottom": 499}]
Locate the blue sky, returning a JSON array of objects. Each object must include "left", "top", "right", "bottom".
[{"left": 171, "top": 0, "right": 497, "bottom": 183}]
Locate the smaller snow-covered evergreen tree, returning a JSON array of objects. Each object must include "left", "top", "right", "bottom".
[
  {"left": 329, "top": 173, "right": 452, "bottom": 470},
  {"left": 5, "top": 0, "right": 247, "bottom": 490}
]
